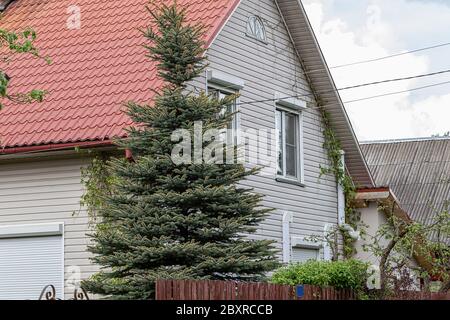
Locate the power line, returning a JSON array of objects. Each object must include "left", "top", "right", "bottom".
[
  {"left": 298, "top": 41, "right": 450, "bottom": 78},
  {"left": 236, "top": 68, "right": 450, "bottom": 106},
  {"left": 338, "top": 68, "right": 450, "bottom": 91},
  {"left": 330, "top": 41, "right": 450, "bottom": 69},
  {"left": 206, "top": 41, "right": 450, "bottom": 90},
  {"left": 343, "top": 80, "right": 450, "bottom": 104}
]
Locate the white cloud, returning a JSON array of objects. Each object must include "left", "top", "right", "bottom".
[
  {"left": 410, "top": 93, "right": 450, "bottom": 137},
  {"left": 303, "top": 0, "right": 450, "bottom": 140}
]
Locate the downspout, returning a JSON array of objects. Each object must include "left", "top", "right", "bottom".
[
  {"left": 323, "top": 224, "right": 332, "bottom": 261},
  {"left": 338, "top": 150, "right": 360, "bottom": 240},
  {"left": 282, "top": 212, "right": 293, "bottom": 264}
]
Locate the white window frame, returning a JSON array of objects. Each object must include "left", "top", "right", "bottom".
[
  {"left": 291, "top": 236, "right": 322, "bottom": 263},
  {"left": 0, "top": 222, "right": 64, "bottom": 239},
  {"left": 291, "top": 246, "right": 320, "bottom": 263},
  {"left": 206, "top": 70, "right": 245, "bottom": 91},
  {"left": 246, "top": 15, "right": 267, "bottom": 43},
  {"left": 207, "top": 84, "right": 241, "bottom": 147},
  {"left": 0, "top": 222, "right": 65, "bottom": 299},
  {"left": 275, "top": 105, "right": 304, "bottom": 185}
]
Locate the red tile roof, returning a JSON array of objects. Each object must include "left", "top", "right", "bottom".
[{"left": 0, "top": 0, "right": 239, "bottom": 153}]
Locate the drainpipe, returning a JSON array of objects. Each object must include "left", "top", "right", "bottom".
[
  {"left": 205, "top": 70, "right": 209, "bottom": 94},
  {"left": 282, "top": 212, "right": 293, "bottom": 264},
  {"left": 338, "top": 150, "right": 360, "bottom": 240},
  {"left": 323, "top": 224, "right": 332, "bottom": 261}
]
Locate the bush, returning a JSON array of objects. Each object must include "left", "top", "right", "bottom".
[{"left": 271, "top": 259, "right": 369, "bottom": 292}]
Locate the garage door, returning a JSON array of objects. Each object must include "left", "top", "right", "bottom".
[{"left": 0, "top": 235, "right": 63, "bottom": 300}]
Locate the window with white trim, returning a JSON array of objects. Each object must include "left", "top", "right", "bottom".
[
  {"left": 276, "top": 108, "right": 302, "bottom": 181},
  {"left": 0, "top": 223, "right": 64, "bottom": 300},
  {"left": 246, "top": 16, "right": 267, "bottom": 43},
  {"left": 209, "top": 87, "right": 239, "bottom": 146},
  {"left": 291, "top": 247, "right": 319, "bottom": 263}
]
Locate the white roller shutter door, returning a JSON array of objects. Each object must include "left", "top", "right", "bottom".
[
  {"left": 291, "top": 247, "right": 319, "bottom": 263},
  {"left": 0, "top": 235, "right": 63, "bottom": 300}
]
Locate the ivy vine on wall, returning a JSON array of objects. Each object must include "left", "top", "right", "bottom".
[
  {"left": 74, "top": 148, "right": 116, "bottom": 224},
  {"left": 318, "top": 107, "right": 361, "bottom": 258}
]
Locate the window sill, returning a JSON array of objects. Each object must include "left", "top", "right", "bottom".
[
  {"left": 245, "top": 33, "right": 269, "bottom": 45},
  {"left": 276, "top": 177, "right": 305, "bottom": 187}
]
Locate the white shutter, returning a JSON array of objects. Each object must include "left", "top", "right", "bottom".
[
  {"left": 0, "top": 236, "right": 63, "bottom": 300},
  {"left": 291, "top": 247, "right": 319, "bottom": 263}
]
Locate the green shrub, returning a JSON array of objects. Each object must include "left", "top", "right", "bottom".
[{"left": 271, "top": 259, "right": 369, "bottom": 292}]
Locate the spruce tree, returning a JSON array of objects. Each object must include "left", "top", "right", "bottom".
[{"left": 82, "top": 2, "right": 279, "bottom": 299}]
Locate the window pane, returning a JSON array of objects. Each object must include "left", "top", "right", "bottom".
[
  {"left": 275, "top": 110, "right": 283, "bottom": 175},
  {"left": 247, "top": 17, "right": 255, "bottom": 35},
  {"left": 209, "top": 88, "right": 237, "bottom": 146},
  {"left": 285, "top": 113, "right": 297, "bottom": 146},
  {"left": 286, "top": 145, "right": 297, "bottom": 177},
  {"left": 292, "top": 247, "right": 319, "bottom": 263},
  {"left": 210, "top": 88, "right": 220, "bottom": 100},
  {"left": 246, "top": 16, "right": 266, "bottom": 42},
  {"left": 285, "top": 112, "right": 298, "bottom": 178}
]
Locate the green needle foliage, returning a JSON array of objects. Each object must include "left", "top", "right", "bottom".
[{"left": 82, "top": 2, "right": 278, "bottom": 300}]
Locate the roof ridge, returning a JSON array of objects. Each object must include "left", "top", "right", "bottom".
[{"left": 361, "top": 136, "right": 450, "bottom": 145}]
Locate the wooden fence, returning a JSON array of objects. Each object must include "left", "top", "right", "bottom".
[
  {"left": 155, "top": 279, "right": 356, "bottom": 300},
  {"left": 301, "top": 284, "right": 357, "bottom": 300},
  {"left": 387, "top": 291, "right": 450, "bottom": 300}
]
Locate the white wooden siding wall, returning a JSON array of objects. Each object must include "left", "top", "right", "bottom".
[
  {"left": 195, "top": 0, "right": 339, "bottom": 258},
  {"left": 0, "top": 157, "right": 98, "bottom": 299},
  {"left": 0, "top": 2, "right": 340, "bottom": 300}
]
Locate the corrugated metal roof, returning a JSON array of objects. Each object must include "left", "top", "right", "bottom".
[
  {"left": 361, "top": 138, "right": 450, "bottom": 232},
  {"left": 0, "top": 0, "right": 239, "bottom": 149}
]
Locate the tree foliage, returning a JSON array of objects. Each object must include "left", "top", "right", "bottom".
[
  {"left": 0, "top": 27, "right": 49, "bottom": 110},
  {"left": 318, "top": 109, "right": 360, "bottom": 258},
  {"left": 363, "top": 202, "right": 450, "bottom": 296},
  {"left": 271, "top": 259, "right": 369, "bottom": 293},
  {"left": 81, "top": 2, "right": 279, "bottom": 299}
]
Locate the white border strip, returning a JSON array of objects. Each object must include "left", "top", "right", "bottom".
[
  {"left": 0, "top": 222, "right": 64, "bottom": 239},
  {"left": 206, "top": 69, "right": 245, "bottom": 90},
  {"left": 291, "top": 236, "right": 323, "bottom": 249},
  {"left": 274, "top": 92, "right": 307, "bottom": 110}
]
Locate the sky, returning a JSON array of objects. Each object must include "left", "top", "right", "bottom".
[{"left": 303, "top": 0, "right": 450, "bottom": 141}]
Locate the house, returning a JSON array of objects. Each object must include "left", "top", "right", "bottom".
[
  {"left": 353, "top": 187, "right": 433, "bottom": 291},
  {"left": 0, "top": 0, "right": 374, "bottom": 299},
  {"left": 351, "top": 138, "right": 450, "bottom": 291},
  {"left": 361, "top": 137, "right": 450, "bottom": 243}
]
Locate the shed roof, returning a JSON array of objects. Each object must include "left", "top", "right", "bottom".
[{"left": 361, "top": 137, "right": 450, "bottom": 228}]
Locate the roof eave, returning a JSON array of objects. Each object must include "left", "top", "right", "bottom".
[
  {"left": 0, "top": 140, "right": 114, "bottom": 157},
  {"left": 275, "top": 0, "right": 375, "bottom": 188}
]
